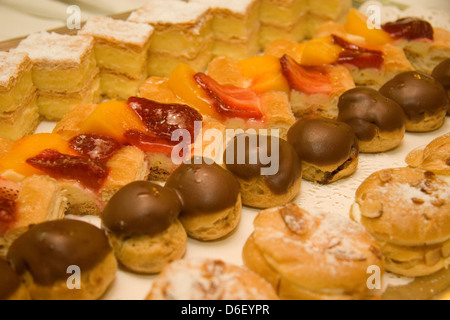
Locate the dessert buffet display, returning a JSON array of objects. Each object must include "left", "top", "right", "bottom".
[{"left": 0, "top": 0, "right": 449, "bottom": 300}]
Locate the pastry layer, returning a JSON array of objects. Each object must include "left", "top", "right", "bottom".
[
  {"left": 259, "top": 16, "right": 307, "bottom": 49},
  {"left": 37, "top": 73, "right": 101, "bottom": 121},
  {"left": 0, "top": 52, "right": 35, "bottom": 113},
  {"left": 100, "top": 70, "right": 147, "bottom": 100},
  {"left": 259, "top": 0, "right": 308, "bottom": 28},
  {"left": 0, "top": 92, "right": 39, "bottom": 141},
  {"left": 307, "top": 0, "right": 352, "bottom": 20},
  {"left": 212, "top": 26, "right": 260, "bottom": 60}
]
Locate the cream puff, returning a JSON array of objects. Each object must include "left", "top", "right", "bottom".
[
  {"left": 287, "top": 117, "right": 359, "bottom": 184},
  {"left": 432, "top": 58, "right": 450, "bottom": 116},
  {"left": 7, "top": 219, "right": 117, "bottom": 300},
  {"left": 223, "top": 134, "right": 302, "bottom": 209},
  {"left": 0, "top": 258, "right": 30, "bottom": 300},
  {"left": 379, "top": 71, "right": 449, "bottom": 132},
  {"left": 165, "top": 157, "right": 242, "bottom": 241},
  {"left": 243, "top": 203, "right": 383, "bottom": 300},
  {"left": 101, "top": 181, "right": 187, "bottom": 274},
  {"left": 337, "top": 87, "right": 406, "bottom": 153}
]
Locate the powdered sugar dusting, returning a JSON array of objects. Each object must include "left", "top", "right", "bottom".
[
  {"left": 0, "top": 51, "right": 29, "bottom": 88},
  {"left": 79, "top": 16, "right": 154, "bottom": 47}
]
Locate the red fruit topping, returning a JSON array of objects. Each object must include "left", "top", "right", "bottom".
[
  {"left": 69, "top": 134, "right": 121, "bottom": 163},
  {"left": 128, "top": 97, "right": 202, "bottom": 142},
  {"left": 26, "top": 149, "right": 108, "bottom": 190},
  {"left": 0, "top": 177, "right": 20, "bottom": 201},
  {"left": 382, "top": 17, "right": 434, "bottom": 41},
  {"left": 280, "top": 55, "right": 333, "bottom": 94},
  {"left": 193, "top": 73, "right": 264, "bottom": 120},
  {"left": 0, "top": 197, "right": 15, "bottom": 234},
  {"left": 332, "top": 35, "right": 384, "bottom": 69},
  {"left": 124, "top": 130, "right": 179, "bottom": 155}
]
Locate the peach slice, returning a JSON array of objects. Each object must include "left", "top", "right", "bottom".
[
  {"left": 80, "top": 100, "right": 147, "bottom": 144},
  {"left": 345, "top": 9, "right": 392, "bottom": 46},
  {"left": 0, "top": 133, "right": 73, "bottom": 178},
  {"left": 298, "top": 37, "right": 343, "bottom": 66},
  {"left": 168, "top": 63, "right": 218, "bottom": 118},
  {"left": 238, "top": 55, "right": 290, "bottom": 94}
]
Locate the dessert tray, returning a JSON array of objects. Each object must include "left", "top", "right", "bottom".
[{"left": 1, "top": 0, "right": 449, "bottom": 300}]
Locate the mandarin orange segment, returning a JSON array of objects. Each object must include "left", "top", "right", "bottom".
[
  {"left": 167, "top": 63, "right": 218, "bottom": 118},
  {"left": 0, "top": 133, "right": 73, "bottom": 178},
  {"left": 80, "top": 100, "right": 147, "bottom": 144},
  {"left": 298, "top": 37, "right": 342, "bottom": 66},
  {"left": 238, "top": 55, "right": 290, "bottom": 94},
  {"left": 344, "top": 9, "right": 392, "bottom": 46}
]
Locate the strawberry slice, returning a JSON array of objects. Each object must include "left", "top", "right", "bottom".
[
  {"left": 332, "top": 35, "right": 384, "bottom": 69},
  {"left": 193, "top": 73, "right": 264, "bottom": 120},
  {"left": 26, "top": 149, "right": 109, "bottom": 191},
  {"left": 382, "top": 17, "right": 433, "bottom": 41},
  {"left": 124, "top": 130, "right": 179, "bottom": 156},
  {"left": 69, "top": 134, "right": 121, "bottom": 164},
  {"left": 0, "top": 177, "right": 20, "bottom": 201},
  {"left": 280, "top": 55, "right": 333, "bottom": 94},
  {"left": 0, "top": 197, "right": 15, "bottom": 234}
]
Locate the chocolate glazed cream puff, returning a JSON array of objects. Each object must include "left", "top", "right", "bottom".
[
  {"left": 338, "top": 87, "right": 406, "bottom": 153},
  {"left": 287, "top": 118, "right": 359, "bottom": 184},
  {"left": 165, "top": 157, "right": 242, "bottom": 241},
  {"left": 0, "top": 258, "right": 30, "bottom": 300},
  {"left": 432, "top": 58, "right": 450, "bottom": 116},
  {"left": 379, "top": 71, "right": 449, "bottom": 132},
  {"left": 7, "top": 219, "right": 117, "bottom": 300},
  {"left": 101, "top": 181, "right": 187, "bottom": 274},
  {"left": 223, "top": 134, "right": 302, "bottom": 209}
]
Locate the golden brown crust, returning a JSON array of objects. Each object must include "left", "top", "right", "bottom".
[
  {"left": 52, "top": 103, "right": 97, "bottom": 140},
  {"left": 147, "top": 258, "right": 279, "bottom": 300},
  {"left": 243, "top": 204, "right": 383, "bottom": 300}
]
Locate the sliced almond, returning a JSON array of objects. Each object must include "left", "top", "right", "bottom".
[
  {"left": 361, "top": 199, "right": 383, "bottom": 219},
  {"left": 280, "top": 204, "right": 309, "bottom": 236}
]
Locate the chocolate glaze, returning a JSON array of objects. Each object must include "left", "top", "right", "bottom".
[
  {"left": 0, "top": 258, "right": 21, "bottom": 300},
  {"left": 166, "top": 158, "right": 240, "bottom": 216},
  {"left": 432, "top": 58, "right": 450, "bottom": 116},
  {"left": 287, "top": 118, "right": 359, "bottom": 166},
  {"left": 379, "top": 71, "right": 449, "bottom": 122},
  {"left": 102, "top": 181, "right": 181, "bottom": 237},
  {"left": 338, "top": 87, "right": 406, "bottom": 141},
  {"left": 7, "top": 219, "right": 112, "bottom": 286},
  {"left": 224, "top": 135, "right": 302, "bottom": 195}
]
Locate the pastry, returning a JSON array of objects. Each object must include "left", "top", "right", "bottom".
[
  {"left": 305, "top": 0, "right": 352, "bottom": 38},
  {"left": 0, "top": 51, "right": 39, "bottom": 141},
  {"left": 405, "top": 133, "right": 450, "bottom": 179},
  {"left": 337, "top": 87, "right": 406, "bottom": 153},
  {"left": 0, "top": 175, "right": 67, "bottom": 257},
  {"left": 78, "top": 16, "right": 154, "bottom": 100},
  {"left": 243, "top": 203, "right": 383, "bottom": 300},
  {"left": 350, "top": 167, "right": 450, "bottom": 278},
  {"left": 13, "top": 32, "right": 101, "bottom": 121},
  {"left": 0, "top": 132, "right": 149, "bottom": 216},
  {"left": 381, "top": 17, "right": 450, "bottom": 74},
  {"left": 6, "top": 219, "right": 117, "bottom": 300},
  {"left": 165, "top": 157, "right": 242, "bottom": 241},
  {"left": 189, "top": 0, "right": 261, "bottom": 60},
  {"left": 287, "top": 117, "right": 359, "bottom": 184},
  {"left": 101, "top": 181, "right": 187, "bottom": 274},
  {"left": 432, "top": 58, "right": 450, "bottom": 115},
  {"left": 0, "top": 258, "right": 30, "bottom": 300},
  {"left": 379, "top": 71, "right": 449, "bottom": 132},
  {"left": 147, "top": 258, "right": 279, "bottom": 300},
  {"left": 127, "top": 0, "right": 213, "bottom": 77},
  {"left": 224, "top": 134, "right": 302, "bottom": 209}
]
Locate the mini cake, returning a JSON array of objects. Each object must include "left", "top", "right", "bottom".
[
  {"left": 287, "top": 117, "right": 359, "bottom": 184},
  {"left": 224, "top": 134, "right": 302, "bottom": 209},
  {"left": 0, "top": 51, "right": 39, "bottom": 141},
  {"left": 139, "top": 61, "right": 296, "bottom": 139},
  {"left": 258, "top": 0, "right": 308, "bottom": 49},
  {"left": 0, "top": 175, "right": 67, "bottom": 257},
  {"left": 405, "top": 133, "right": 450, "bottom": 179},
  {"left": 128, "top": 0, "right": 213, "bottom": 77},
  {"left": 101, "top": 181, "right": 187, "bottom": 274},
  {"left": 243, "top": 204, "right": 383, "bottom": 300},
  {"left": 7, "top": 219, "right": 117, "bottom": 300},
  {"left": 13, "top": 32, "right": 101, "bottom": 121},
  {"left": 379, "top": 71, "right": 449, "bottom": 132},
  {"left": 78, "top": 16, "right": 154, "bottom": 100},
  {"left": 147, "top": 258, "right": 279, "bottom": 300},
  {"left": 337, "top": 87, "right": 406, "bottom": 153},
  {"left": 350, "top": 168, "right": 450, "bottom": 280},
  {"left": 189, "top": 0, "right": 261, "bottom": 60},
  {"left": 432, "top": 58, "right": 450, "bottom": 115},
  {"left": 381, "top": 17, "right": 450, "bottom": 74},
  {"left": 305, "top": 0, "right": 352, "bottom": 38},
  {"left": 0, "top": 132, "right": 149, "bottom": 216},
  {"left": 165, "top": 157, "right": 242, "bottom": 241},
  {"left": 0, "top": 258, "right": 30, "bottom": 300}
]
